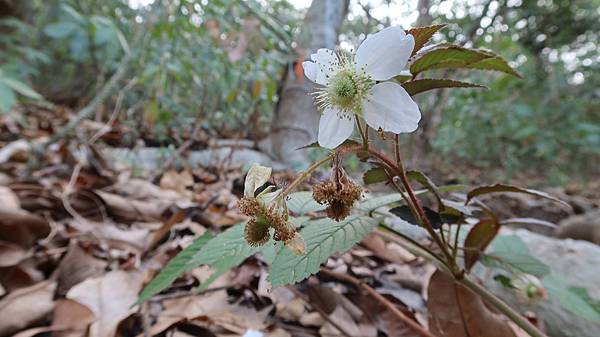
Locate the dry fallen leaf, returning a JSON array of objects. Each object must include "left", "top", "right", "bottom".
[
  {"left": 55, "top": 242, "right": 108, "bottom": 296},
  {"left": 0, "top": 186, "right": 21, "bottom": 214},
  {"left": 0, "top": 240, "right": 29, "bottom": 267},
  {"left": 361, "top": 233, "right": 416, "bottom": 264},
  {"left": 0, "top": 280, "right": 56, "bottom": 336},
  {"left": 427, "top": 270, "right": 517, "bottom": 337},
  {"left": 160, "top": 169, "right": 194, "bottom": 194},
  {"left": 67, "top": 270, "right": 145, "bottom": 337},
  {"left": 0, "top": 211, "right": 50, "bottom": 248},
  {"left": 52, "top": 299, "right": 97, "bottom": 337}
]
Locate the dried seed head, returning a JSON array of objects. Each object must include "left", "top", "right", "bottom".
[
  {"left": 237, "top": 197, "right": 261, "bottom": 216},
  {"left": 326, "top": 199, "right": 351, "bottom": 221},
  {"left": 244, "top": 216, "right": 270, "bottom": 246},
  {"left": 273, "top": 221, "right": 296, "bottom": 242}
]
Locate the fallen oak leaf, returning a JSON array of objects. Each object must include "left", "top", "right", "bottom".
[
  {"left": 67, "top": 270, "right": 145, "bottom": 337},
  {"left": 0, "top": 280, "right": 57, "bottom": 336}
]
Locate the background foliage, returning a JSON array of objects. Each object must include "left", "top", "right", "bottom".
[{"left": 1, "top": 0, "right": 598, "bottom": 181}]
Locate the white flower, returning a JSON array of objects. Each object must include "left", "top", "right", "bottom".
[{"left": 302, "top": 26, "right": 421, "bottom": 149}]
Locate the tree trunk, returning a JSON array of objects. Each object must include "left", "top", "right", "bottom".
[{"left": 263, "top": 0, "right": 349, "bottom": 166}]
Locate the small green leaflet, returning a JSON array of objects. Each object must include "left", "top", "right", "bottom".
[
  {"left": 481, "top": 234, "right": 550, "bottom": 277},
  {"left": 410, "top": 45, "right": 520, "bottom": 77},
  {"left": 363, "top": 167, "right": 388, "bottom": 185},
  {"left": 466, "top": 184, "right": 570, "bottom": 208},
  {"left": 411, "top": 45, "right": 489, "bottom": 74},
  {"left": 136, "top": 232, "right": 214, "bottom": 304},
  {"left": 286, "top": 191, "right": 327, "bottom": 215},
  {"left": 269, "top": 216, "right": 379, "bottom": 287},
  {"left": 402, "top": 79, "right": 486, "bottom": 96}
]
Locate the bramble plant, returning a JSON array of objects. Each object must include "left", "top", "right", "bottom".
[{"left": 139, "top": 25, "right": 600, "bottom": 337}]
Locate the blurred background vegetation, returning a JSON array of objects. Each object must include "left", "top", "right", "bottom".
[{"left": 1, "top": 0, "right": 598, "bottom": 184}]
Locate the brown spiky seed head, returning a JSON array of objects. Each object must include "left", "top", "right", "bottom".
[
  {"left": 326, "top": 199, "right": 351, "bottom": 221},
  {"left": 273, "top": 222, "right": 296, "bottom": 242},
  {"left": 237, "top": 197, "right": 261, "bottom": 216},
  {"left": 312, "top": 177, "right": 362, "bottom": 221},
  {"left": 312, "top": 180, "right": 337, "bottom": 205},
  {"left": 244, "top": 216, "right": 270, "bottom": 246}
]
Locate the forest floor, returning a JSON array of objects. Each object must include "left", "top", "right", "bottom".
[{"left": 1, "top": 105, "right": 599, "bottom": 337}]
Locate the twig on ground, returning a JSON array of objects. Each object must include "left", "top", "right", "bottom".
[
  {"left": 319, "top": 267, "right": 438, "bottom": 337},
  {"left": 88, "top": 78, "right": 138, "bottom": 145}
]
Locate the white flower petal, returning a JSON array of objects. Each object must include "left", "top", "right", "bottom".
[
  {"left": 302, "top": 61, "right": 318, "bottom": 83},
  {"left": 362, "top": 82, "right": 420, "bottom": 133},
  {"left": 355, "top": 26, "right": 415, "bottom": 81},
  {"left": 318, "top": 108, "right": 355, "bottom": 149},
  {"left": 309, "top": 48, "right": 339, "bottom": 85}
]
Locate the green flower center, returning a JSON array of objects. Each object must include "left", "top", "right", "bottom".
[
  {"left": 313, "top": 53, "right": 374, "bottom": 117},
  {"left": 331, "top": 71, "right": 358, "bottom": 104}
]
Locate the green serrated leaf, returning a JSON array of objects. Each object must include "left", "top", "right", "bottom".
[
  {"left": 269, "top": 216, "right": 379, "bottom": 287},
  {"left": 0, "top": 77, "right": 43, "bottom": 100},
  {"left": 465, "top": 56, "right": 521, "bottom": 78},
  {"left": 187, "top": 223, "right": 261, "bottom": 267},
  {"left": 544, "top": 274, "right": 600, "bottom": 322},
  {"left": 407, "top": 24, "right": 447, "bottom": 56},
  {"left": 410, "top": 45, "right": 490, "bottom": 75},
  {"left": 402, "top": 78, "right": 486, "bottom": 96},
  {"left": 363, "top": 167, "right": 388, "bottom": 185},
  {"left": 466, "top": 184, "right": 570, "bottom": 208},
  {"left": 193, "top": 254, "right": 248, "bottom": 293},
  {"left": 137, "top": 232, "right": 213, "bottom": 304},
  {"left": 286, "top": 191, "right": 326, "bottom": 215}
]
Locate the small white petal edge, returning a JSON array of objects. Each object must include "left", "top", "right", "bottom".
[
  {"left": 362, "top": 82, "right": 420, "bottom": 133},
  {"left": 318, "top": 108, "right": 355, "bottom": 149}
]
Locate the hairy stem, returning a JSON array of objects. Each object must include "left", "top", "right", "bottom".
[
  {"left": 281, "top": 155, "right": 332, "bottom": 197},
  {"left": 366, "top": 146, "right": 458, "bottom": 274}
]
